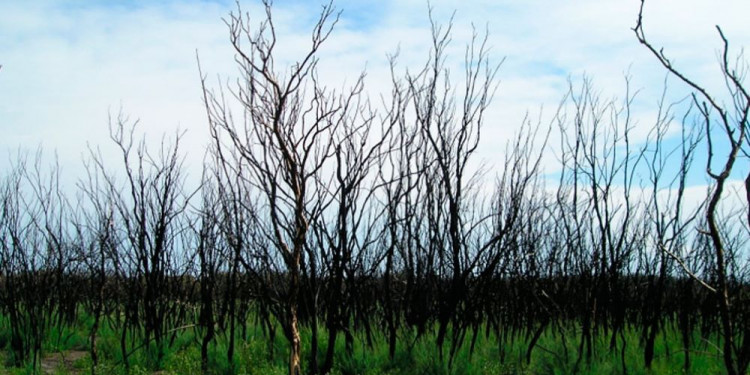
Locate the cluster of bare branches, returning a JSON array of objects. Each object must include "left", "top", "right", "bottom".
[{"left": 1, "top": 1, "right": 749, "bottom": 375}]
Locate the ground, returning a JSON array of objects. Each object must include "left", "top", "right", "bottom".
[{"left": 40, "top": 350, "right": 87, "bottom": 375}]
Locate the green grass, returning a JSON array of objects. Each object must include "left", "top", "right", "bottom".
[{"left": 0, "top": 312, "right": 733, "bottom": 374}]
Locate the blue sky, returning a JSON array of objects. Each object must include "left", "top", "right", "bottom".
[{"left": 1, "top": 0, "right": 749, "bottom": 201}]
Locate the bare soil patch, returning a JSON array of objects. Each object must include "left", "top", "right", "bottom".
[{"left": 40, "top": 350, "right": 87, "bottom": 375}]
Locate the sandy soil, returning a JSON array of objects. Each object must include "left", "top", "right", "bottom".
[{"left": 40, "top": 350, "right": 87, "bottom": 375}]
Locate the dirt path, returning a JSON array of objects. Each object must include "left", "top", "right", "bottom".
[{"left": 40, "top": 350, "right": 87, "bottom": 375}]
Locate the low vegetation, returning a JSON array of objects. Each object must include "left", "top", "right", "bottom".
[{"left": 0, "top": 311, "right": 734, "bottom": 374}]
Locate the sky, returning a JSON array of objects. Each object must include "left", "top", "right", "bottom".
[{"left": 1, "top": 0, "right": 749, "bottom": 197}]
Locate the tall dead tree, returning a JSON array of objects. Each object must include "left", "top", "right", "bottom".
[
  {"left": 377, "top": 54, "right": 425, "bottom": 359},
  {"left": 552, "top": 77, "right": 649, "bottom": 372},
  {"left": 187, "top": 168, "right": 222, "bottom": 375},
  {"left": 0, "top": 152, "right": 70, "bottom": 371},
  {"left": 392, "top": 11, "right": 501, "bottom": 362},
  {"left": 201, "top": 2, "right": 344, "bottom": 373},
  {"left": 89, "top": 114, "right": 190, "bottom": 368},
  {"left": 639, "top": 87, "right": 704, "bottom": 371},
  {"left": 75, "top": 157, "right": 120, "bottom": 375},
  {"left": 310, "top": 75, "right": 391, "bottom": 374},
  {"left": 635, "top": 1, "right": 750, "bottom": 374}
]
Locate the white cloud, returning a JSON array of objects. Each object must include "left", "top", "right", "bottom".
[{"left": 1, "top": 0, "right": 749, "bottom": 190}]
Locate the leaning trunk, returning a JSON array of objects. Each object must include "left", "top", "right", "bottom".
[
  {"left": 289, "top": 302, "right": 302, "bottom": 375},
  {"left": 289, "top": 247, "right": 302, "bottom": 375}
]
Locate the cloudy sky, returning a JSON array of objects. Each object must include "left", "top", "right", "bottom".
[{"left": 1, "top": 0, "right": 749, "bottom": 190}]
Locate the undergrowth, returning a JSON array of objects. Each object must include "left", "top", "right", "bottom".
[{"left": 0, "top": 312, "right": 730, "bottom": 374}]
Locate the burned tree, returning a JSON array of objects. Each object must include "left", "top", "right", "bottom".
[
  {"left": 551, "top": 77, "right": 649, "bottom": 371},
  {"left": 390, "top": 12, "right": 502, "bottom": 363},
  {"left": 75, "top": 157, "right": 121, "bottom": 374},
  {"left": 635, "top": 1, "right": 750, "bottom": 373},
  {"left": 201, "top": 2, "right": 348, "bottom": 373},
  {"left": 307, "top": 74, "right": 391, "bottom": 373},
  {"left": 0, "top": 152, "right": 72, "bottom": 370},
  {"left": 88, "top": 114, "right": 191, "bottom": 368}
]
